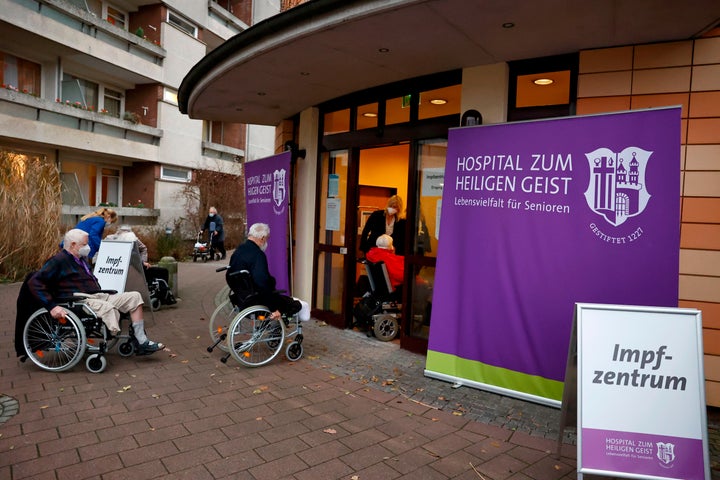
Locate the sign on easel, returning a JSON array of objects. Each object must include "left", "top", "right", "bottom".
[
  {"left": 93, "top": 240, "right": 133, "bottom": 293},
  {"left": 574, "top": 303, "right": 709, "bottom": 480}
]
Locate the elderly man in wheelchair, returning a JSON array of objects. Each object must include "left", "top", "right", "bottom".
[{"left": 15, "top": 228, "right": 164, "bottom": 373}]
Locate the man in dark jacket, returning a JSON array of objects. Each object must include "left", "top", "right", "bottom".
[
  {"left": 226, "top": 222, "right": 301, "bottom": 318},
  {"left": 26, "top": 228, "right": 164, "bottom": 355},
  {"left": 200, "top": 206, "right": 226, "bottom": 260}
]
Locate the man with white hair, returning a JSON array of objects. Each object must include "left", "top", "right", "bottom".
[
  {"left": 28, "top": 228, "right": 164, "bottom": 355},
  {"left": 227, "top": 223, "right": 309, "bottom": 320}
]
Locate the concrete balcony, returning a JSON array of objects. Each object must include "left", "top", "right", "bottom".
[
  {"left": 0, "top": 88, "right": 163, "bottom": 160},
  {"left": 4, "top": 0, "right": 165, "bottom": 80}
]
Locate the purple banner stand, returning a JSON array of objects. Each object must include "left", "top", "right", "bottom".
[
  {"left": 425, "top": 108, "right": 682, "bottom": 406},
  {"left": 245, "top": 151, "right": 292, "bottom": 293}
]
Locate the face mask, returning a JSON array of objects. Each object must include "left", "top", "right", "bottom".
[
  {"left": 78, "top": 245, "right": 91, "bottom": 257},
  {"left": 209, "top": 213, "right": 215, "bottom": 217},
  {"left": 260, "top": 240, "right": 268, "bottom": 252},
  {"left": 387, "top": 207, "right": 397, "bottom": 215}
]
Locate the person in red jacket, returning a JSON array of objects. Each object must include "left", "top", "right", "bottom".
[{"left": 365, "top": 234, "right": 404, "bottom": 288}]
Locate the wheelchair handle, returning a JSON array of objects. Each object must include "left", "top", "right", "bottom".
[{"left": 215, "top": 265, "right": 230, "bottom": 272}]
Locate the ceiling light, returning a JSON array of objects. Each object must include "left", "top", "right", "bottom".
[
  {"left": 362, "top": 112, "right": 377, "bottom": 118},
  {"left": 257, "top": 91, "right": 266, "bottom": 96},
  {"left": 502, "top": 22, "right": 515, "bottom": 29},
  {"left": 533, "top": 78, "right": 554, "bottom": 86},
  {"left": 378, "top": 47, "right": 390, "bottom": 53},
  {"left": 429, "top": 98, "right": 447, "bottom": 105}
]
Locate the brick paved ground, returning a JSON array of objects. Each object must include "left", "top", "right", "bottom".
[{"left": 1, "top": 259, "right": 717, "bottom": 479}]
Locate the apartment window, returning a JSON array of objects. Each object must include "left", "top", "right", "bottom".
[
  {"left": 103, "top": 87, "right": 122, "bottom": 117},
  {"left": 100, "top": 167, "right": 120, "bottom": 205},
  {"left": 0, "top": 52, "right": 41, "bottom": 96},
  {"left": 104, "top": 4, "right": 127, "bottom": 29},
  {"left": 61, "top": 161, "right": 122, "bottom": 206},
  {"left": 163, "top": 87, "right": 178, "bottom": 105},
  {"left": 167, "top": 11, "right": 198, "bottom": 38},
  {"left": 61, "top": 74, "right": 99, "bottom": 110},
  {"left": 161, "top": 166, "right": 191, "bottom": 183}
]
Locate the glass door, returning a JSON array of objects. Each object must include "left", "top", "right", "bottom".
[
  {"left": 401, "top": 138, "right": 447, "bottom": 352},
  {"left": 313, "top": 149, "right": 351, "bottom": 327}
]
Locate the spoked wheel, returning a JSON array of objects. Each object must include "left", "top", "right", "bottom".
[
  {"left": 208, "top": 297, "right": 238, "bottom": 353},
  {"left": 227, "top": 305, "right": 285, "bottom": 367},
  {"left": 373, "top": 314, "right": 399, "bottom": 342},
  {"left": 23, "top": 308, "right": 87, "bottom": 372}
]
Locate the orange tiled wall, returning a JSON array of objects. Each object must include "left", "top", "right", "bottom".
[{"left": 577, "top": 30, "right": 720, "bottom": 406}]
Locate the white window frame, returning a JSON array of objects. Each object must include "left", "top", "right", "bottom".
[
  {"left": 103, "top": 3, "right": 128, "bottom": 30},
  {"left": 162, "top": 87, "right": 178, "bottom": 106},
  {"left": 161, "top": 165, "right": 191, "bottom": 183},
  {"left": 100, "top": 85, "right": 124, "bottom": 117},
  {"left": 97, "top": 165, "right": 122, "bottom": 206},
  {"left": 167, "top": 10, "right": 198, "bottom": 38}
]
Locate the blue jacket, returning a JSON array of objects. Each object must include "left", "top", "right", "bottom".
[{"left": 74, "top": 216, "right": 107, "bottom": 258}]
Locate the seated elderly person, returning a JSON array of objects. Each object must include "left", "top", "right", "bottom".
[
  {"left": 28, "top": 228, "right": 164, "bottom": 355},
  {"left": 365, "top": 234, "right": 405, "bottom": 288}
]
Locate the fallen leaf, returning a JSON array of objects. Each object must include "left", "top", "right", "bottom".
[
  {"left": 40, "top": 405, "right": 48, "bottom": 409},
  {"left": 452, "top": 411, "right": 463, "bottom": 416},
  {"left": 181, "top": 360, "right": 189, "bottom": 363},
  {"left": 169, "top": 353, "right": 177, "bottom": 358},
  {"left": 151, "top": 394, "right": 160, "bottom": 398},
  {"left": 323, "top": 428, "right": 337, "bottom": 434}
]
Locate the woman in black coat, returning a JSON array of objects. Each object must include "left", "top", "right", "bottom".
[{"left": 359, "top": 195, "right": 406, "bottom": 255}]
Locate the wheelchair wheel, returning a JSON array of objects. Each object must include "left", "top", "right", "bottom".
[
  {"left": 285, "top": 341, "right": 303, "bottom": 361},
  {"left": 227, "top": 305, "right": 285, "bottom": 367},
  {"left": 86, "top": 354, "right": 107, "bottom": 373},
  {"left": 150, "top": 296, "right": 161, "bottom": 311},
  {"left": 117, "top": 341, "right": 135, "bottom": 357},
  {"left": 373, "top": 314, "right": 399, "bottom": 342},
  {"left": 23, "top": 308, "right": 87, "bottom": 372},
  {"left": 208, "top": 298, "right": 238, "bottom": 352}
]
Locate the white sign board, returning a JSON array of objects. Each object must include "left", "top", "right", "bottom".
[
  {"left": 93, "top": 241, "right": 133, "bottom": 293},
  {"left": 576, "top": 303, "right": 709, "bottom": 480}
]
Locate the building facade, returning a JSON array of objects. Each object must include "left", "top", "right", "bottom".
[
  {"left": 179, "top": 1, "right": 720, "bottom": 406},
  {"left": 0, "top": 0, "right": 276, "bottom": 229}
]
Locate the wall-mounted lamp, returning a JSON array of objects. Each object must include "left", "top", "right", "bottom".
[{"left": 429, "top": 98, "right": 447, "bottom": 105}]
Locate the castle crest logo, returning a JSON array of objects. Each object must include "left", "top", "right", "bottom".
[
  {"left": 656, "top": 442, "right": 676, "bottom": 467},
  {"left": 583, "top": 147, "right": 652, "bottom": 227},
  {"left": 272, "top": 168, "right": 287, "bottom": 215}
]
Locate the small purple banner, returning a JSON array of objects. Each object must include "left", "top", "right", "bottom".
[
  {"left": 245, "top": 151, "right": 292, "bottom": 293},
  {"left": 582, "top": 428, "right": 705, "bottom": 479},
  {"left": 428, "top": 108, "right": 681, "bottom": 399}
]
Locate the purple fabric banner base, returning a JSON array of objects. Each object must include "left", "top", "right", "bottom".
[
  {"left": 427, "top": 108, "right": 682, "bottom": 403},
  {"left": 244, "top": 151, "right": 292, "bottom": 293}
]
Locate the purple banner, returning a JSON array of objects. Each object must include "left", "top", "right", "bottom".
[
  {"left": 245, "top": 151, "right": 292, "bottom": 293},
  {"left": 582, "top": 428, "right": 705, "bottom": 479},
  {"left": 429, "top": 109, "right": 681, "bottom": 391}
]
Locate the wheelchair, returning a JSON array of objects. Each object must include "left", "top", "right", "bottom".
[
  {"left": 353, "top": 259, "right": 402, "bottom": 341},
  {"left": 16, "top": 274, "right": 141, "bottom": 374},
  {"left": 207, "top": 266, "right": 304, "bottom": 367}
]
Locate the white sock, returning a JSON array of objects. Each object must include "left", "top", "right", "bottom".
[{"left": 133, "top": 321, "right": 148, "bottom": 344}]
